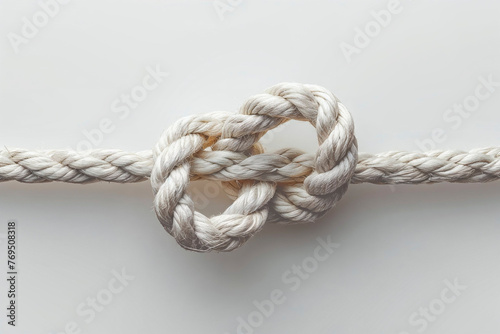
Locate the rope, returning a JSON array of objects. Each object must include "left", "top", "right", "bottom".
[
  {"left": 2, "top": 147, "right": 500, "bottom": 184},
  {"left": 0, "top": 147, "right": 500, "bottom": 184},
  {"left": 1, "top": 83, "right": 499, "bottom": 252}
]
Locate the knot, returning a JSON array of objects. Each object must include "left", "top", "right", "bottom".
[{"left": 150, "top": 83, "right": 358, "bottom": 252}]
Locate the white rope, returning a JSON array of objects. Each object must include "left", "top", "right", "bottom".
[
  {"left": 1, "top": 83, "right": 499, "bottom": 252},
  {"left": 3, "top": 147, "right": 500, "bottom": 184}
]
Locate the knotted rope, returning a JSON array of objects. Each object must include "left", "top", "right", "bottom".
[{"left": 1, "top": 83, "right": 499, "bottom": 252}]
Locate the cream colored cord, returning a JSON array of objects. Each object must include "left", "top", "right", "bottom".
[{"left": 1, "top": 83, "right": 499, "bottom": 252}]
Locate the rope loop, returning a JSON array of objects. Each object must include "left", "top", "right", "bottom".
[{"left": 151, "top": 83, "right": 358, "bottom": 252}]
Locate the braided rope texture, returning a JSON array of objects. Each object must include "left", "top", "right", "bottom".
[
  {"left": 3, "top": 147, "right": 500, "bottom": 185},
  {"left": 1, "top": 83, "right": 499, "bottom": 252},
  {"left": 151, "top": 83, "right": 358, "bottom": 251}
]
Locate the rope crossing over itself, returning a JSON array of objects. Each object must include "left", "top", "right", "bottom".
[{"left": 1, "top": 83, "right": 499, "bottom": 252}]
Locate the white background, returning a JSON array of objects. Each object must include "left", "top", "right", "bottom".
[{"left": 1, "top": 0, "right": 500, "bottom": 333}]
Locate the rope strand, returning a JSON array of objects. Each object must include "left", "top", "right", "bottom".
[{"left": 2, "top": 147, "right": 499, "bottom": 185}]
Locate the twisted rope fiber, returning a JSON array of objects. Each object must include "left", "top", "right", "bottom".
[
  {"left": 2, "top": 83, "right": 500, "bottom": 252},
  {"left": 3, "top": 148, "right": 500, "bottom": 184}
]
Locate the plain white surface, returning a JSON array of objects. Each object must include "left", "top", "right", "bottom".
[{"left": 1, "top": 0, "right": 500, "bottom": 333}]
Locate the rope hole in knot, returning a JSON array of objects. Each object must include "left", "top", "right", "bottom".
[{"left": 150, "top": 83, "right": 358, "bottom": 252}]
